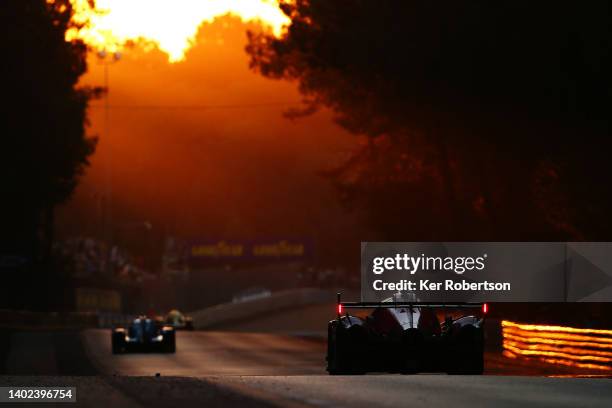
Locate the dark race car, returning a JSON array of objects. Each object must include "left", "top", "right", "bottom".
[
  {"left": 326, "top": 293, "right": 486, "bottom": 375},
  {"left": 111, "top": 316, "right": 176, "bottom": 354}
]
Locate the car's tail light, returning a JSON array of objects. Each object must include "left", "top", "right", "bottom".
[
  {"left": 483, "top": 303, "right": 489, "bottom": 314},
  {"left": 337, "top": 303, "right": 343, "bottom": 316}
]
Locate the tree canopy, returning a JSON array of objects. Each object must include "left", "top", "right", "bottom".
[
  {"left": 0, "top": 0, "right": 97, "bottom": 307},
  {"left": 247, "top": 0, "right": 612, "bottom": 240}
]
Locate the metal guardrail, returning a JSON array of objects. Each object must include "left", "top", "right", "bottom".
[
  {"left": 96, "top": 312, "right": 137, "bottom": 328},
  {"left": 190, "top": 288, "right": 336, "bottom": 330}
]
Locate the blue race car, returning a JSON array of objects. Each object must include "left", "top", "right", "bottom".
[{"left": 111, "top": 316, "right": 176, "bottom": 354}]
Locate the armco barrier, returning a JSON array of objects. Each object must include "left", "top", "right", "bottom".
[
  {"left": 0, "top": 309, "right": 98, "bottom": 328},
  {"left": 96, "top": 312, "right": 137, "bottom": 328},
  {"left": 190, "top": 288, "right": 335, "bottom": 329},
  {"left": 0, "top": 310, "right": 137, "bottom": 329}
]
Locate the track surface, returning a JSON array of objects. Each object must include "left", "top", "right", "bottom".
[
  {"left": 82, "top": 329, "right": 325, "bottom": 376},
  {"left": 83, "top": 330, "right": 612, "bottom": 407},
  {"left": 2, "top": 329, "right": 612, "bottom": 407}
]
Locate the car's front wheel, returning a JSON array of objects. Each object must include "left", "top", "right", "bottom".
[
  {"left": 162, "top": 330, "right": 176, "bottom": 353},
  {"left": 111, "top": 331, "right": 125, "bottom": 354}
]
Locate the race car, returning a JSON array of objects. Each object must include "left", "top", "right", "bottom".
[
  {"left": 326, "top": 293, "right": 486, "bottom": 374},
  {"left": 163, "top": 309, "right": 194, "bottom": 330},
  {"left": 111, "top": 316, "right": 176, "bottom": 354}
]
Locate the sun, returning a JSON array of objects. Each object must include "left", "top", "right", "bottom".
[{"left": 65, "top": 0, "right": 290, "bottom": 63}]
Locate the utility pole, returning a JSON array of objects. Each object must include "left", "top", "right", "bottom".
[{"left": 97, "top": 50, "right": 121, "bottom": 273}]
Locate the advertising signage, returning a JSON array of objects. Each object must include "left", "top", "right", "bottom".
[{"left": 188, "top": 239, "right": 313, "bottom": 267}]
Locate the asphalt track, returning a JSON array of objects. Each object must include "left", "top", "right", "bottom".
[
  {"left": 82, "top": 329, "right": 325, "bottom": 376},
  {"left": 2, "top": 329, "right": 612, "bottom": 407}
]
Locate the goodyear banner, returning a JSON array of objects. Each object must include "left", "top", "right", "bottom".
[
  {"left": 75, "top": 288, "right": 121, "bottom": 312},
  {"left": 361, "top": 242, "right": 612, "bottom": 302},
  {"left": 188, "top": 239, "right": 313, "bottom": 267}
]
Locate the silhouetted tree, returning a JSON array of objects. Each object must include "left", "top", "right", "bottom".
[
  {"left": 0, "top": 0, "right": 98, "bottom": 307},
  {"left": 247, "top": 1, "right": 612, "bottom": 240}
]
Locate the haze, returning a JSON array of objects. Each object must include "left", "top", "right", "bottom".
[{"left": 56, "top": 17, "right": 367, "bottom": 266}]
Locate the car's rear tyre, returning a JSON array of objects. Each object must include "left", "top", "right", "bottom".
[
  {"left": 447, "top": 325, "right": 484, "bottom": 375},
  {"left": 111, "top": 331, "right": 125, "bottom": 354},
  {"left": 163, "top": 330, "right": 176, "bottom": 353},
  {"left": 326, "top": 321, "right": 366, "bottom": 375}
]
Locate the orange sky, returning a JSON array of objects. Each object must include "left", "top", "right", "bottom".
[{"left": 57, "top": 16, "right": 367, "bottom": 260}]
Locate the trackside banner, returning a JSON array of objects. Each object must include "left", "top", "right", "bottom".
[{"left": 361, "top": 242, "right": 612, "bottom": 302}]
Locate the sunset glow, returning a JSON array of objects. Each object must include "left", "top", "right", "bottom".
[{"left": 66, "top": 0, "right": 290, "bottom": 62}]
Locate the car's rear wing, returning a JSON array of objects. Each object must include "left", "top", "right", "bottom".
[{"left": 336, "top": 292, "right": 488, "bottom": 319}]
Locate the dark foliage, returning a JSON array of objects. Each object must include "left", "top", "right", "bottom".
[
  {"left": 247, "top": 0, "right": 612, "bottom": 240},
  {"left": 0, "top": 0, "right": 97, "bottom": 308}
]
